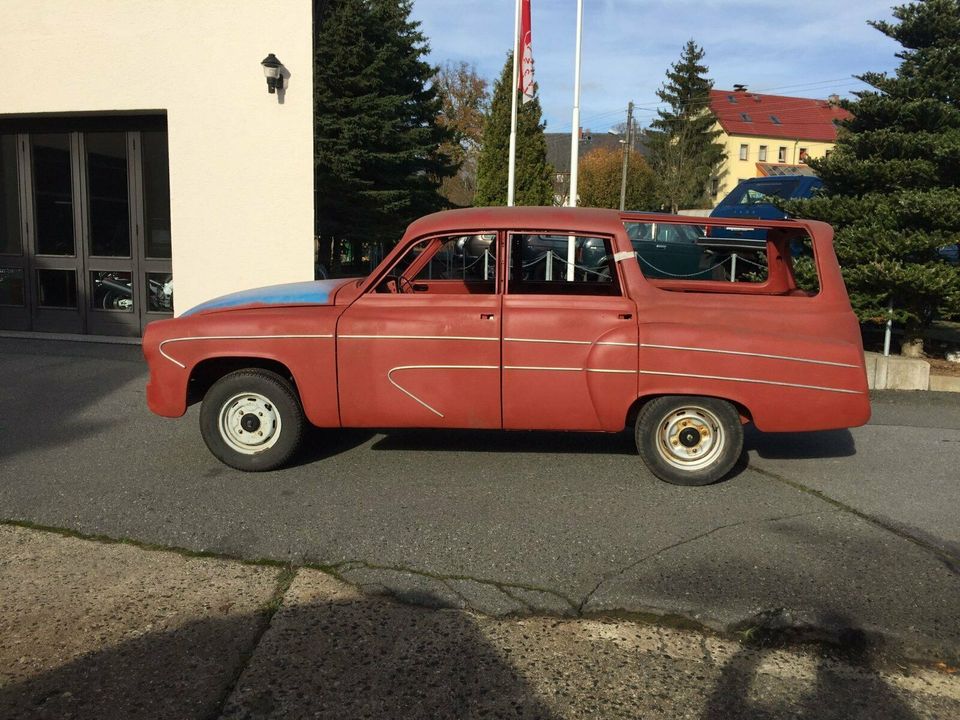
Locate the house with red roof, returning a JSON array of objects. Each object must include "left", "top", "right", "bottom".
[{"left": 708, "top": 88, "right": 851, "bottom": 202}]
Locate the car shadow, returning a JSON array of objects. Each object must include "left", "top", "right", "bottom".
[
  {"left": 368, "top": 427, "right": 638, "bottom": 456},
  {"left": 288, "top": 427, "right": 379, "bottom": 467},
  {"left": 744, "top": 426, "right": 856, "bottom": 460}
]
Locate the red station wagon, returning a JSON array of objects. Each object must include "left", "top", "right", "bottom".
[{"left": 143, "top": 207, "right": 871, "bottom": 485}]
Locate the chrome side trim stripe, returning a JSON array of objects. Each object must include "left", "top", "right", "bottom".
[
  {"left": 504, "top": 337, "right": 591, "bottom": 345},
  {"left": 637, "top": 369, "right": 862, "bottom": 395},
  {"left": 387, "top": 365, "right": 499, "bottom": 417},
  {"left": 159, "top": 334, "right": 334, "bottom": 369},
  {"left": 639, "top": 343, "right": 860, "bottom": 369},
  {"left": 503, "top": 366, "right": 636, "bottom": 374},
  {"left": 340, "top": 334, "right": 497, "bottom": 342}
]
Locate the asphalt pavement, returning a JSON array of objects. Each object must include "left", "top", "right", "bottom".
[{"left": 1, "top": 337, "right": 958, "bottom": 663}]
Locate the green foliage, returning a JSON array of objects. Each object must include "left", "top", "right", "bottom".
[
  {"left": 577, "top": 147, "right": 659, "bottom": 211},
  {"left": 645, "top": 40, "right": 726, "bottom": 212},
  {"left": 314, "top": 0, "right": 453, "bottom": 264},
  {"left": 785, "top": 0, "right": 960, "bottom": 337},
  {"left": 474, "top": 53, "right": 554, "bottom": 206}
]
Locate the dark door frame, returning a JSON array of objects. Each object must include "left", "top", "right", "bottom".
[{"left": 0, "top": 114, "right": 171, "bottom": 336}]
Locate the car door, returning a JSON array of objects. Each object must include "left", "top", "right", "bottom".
[
  {"left": 501, "top": 231, "right": 639, "bottom": 432},
  {"left": 337, "top": 233, "right": 502, "bottom": 429}
]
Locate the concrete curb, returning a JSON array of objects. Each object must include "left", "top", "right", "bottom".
[{"left": 865, "top": 352, "right": 959, "bottom": 392}]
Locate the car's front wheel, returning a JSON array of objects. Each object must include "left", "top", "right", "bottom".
[
  {"left": 635, "top": 396, "right": 743, "bottom": 486},
  {"left": 200, "top": 369, "right": 304, "bottom": 471}
]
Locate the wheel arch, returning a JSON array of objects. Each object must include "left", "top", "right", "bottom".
[
  {"left": 188, "top": 356, "right": 301, "bottom": 406},
  {"left": 625, "top": 393, "right": 754, "bottom": 430}
]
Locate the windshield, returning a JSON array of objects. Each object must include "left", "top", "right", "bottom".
[{"left": 722, "top": 180, "right": 801, "bottom": 207}]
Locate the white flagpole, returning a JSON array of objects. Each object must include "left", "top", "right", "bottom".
[
  {"left": 567, "top": 0, "right": 584, "bottom": 209},
  {"left": 507, "top": 0, "right": 522, "bottom": 207},
  {"left": 566, "top": 0, "right": 584, "bottom": 280}
]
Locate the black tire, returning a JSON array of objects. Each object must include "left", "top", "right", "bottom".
[
  {"left": 200, "top": 369, "right": 304, "bottom": 472},
  {"left": 635, "top": 396, "right": 743, "bottom": 486}
]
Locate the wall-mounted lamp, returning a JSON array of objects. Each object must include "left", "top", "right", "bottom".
[{"left": 261, "top": 54, "right": 284, "bottom": 94}]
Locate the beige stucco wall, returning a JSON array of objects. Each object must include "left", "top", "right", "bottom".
[
  {"left": 0, "top": 0, "right": 314, "bottom": 314},
  {"left": 713, "top": 126, "right": 835, "bottom": 202}
]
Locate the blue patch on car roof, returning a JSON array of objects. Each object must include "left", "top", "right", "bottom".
[{"left": 182, "top": 279, "right": 345, "bottom": 316}]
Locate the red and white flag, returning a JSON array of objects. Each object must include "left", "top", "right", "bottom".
[{"left": 518, "top": 0, "right": 534, "bottom": 103}]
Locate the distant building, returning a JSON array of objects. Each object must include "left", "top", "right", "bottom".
[
  {"left": 545, "top": 130, "right": 649, "bottom": 206},
  {"left": 708, "top": 88, "right": 851, "bottom": 203}
]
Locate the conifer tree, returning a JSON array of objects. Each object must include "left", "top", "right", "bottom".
[
  {"left": 646, "top": 41, "right": 726, "bottom": 212},
  {"left": 314, "top": 0, "right": 452, "bottom": 267},
  {"left": 475, "top": 53, "right": 554, "bottom": 206},
  {"left": 785, "top": 0, "right": 960, "bottom": 355}
]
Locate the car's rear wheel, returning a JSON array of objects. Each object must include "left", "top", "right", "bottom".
[
  {"left": 635, "top": 396, "right": 743, "bottom": 486},
  {"left": 200, "top": 369, "right": 304, "bottom": 471}
]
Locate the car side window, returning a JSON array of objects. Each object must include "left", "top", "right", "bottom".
[
  {"left": 374, "top": 234, "right": 497, "bottom": 294},
  {"left": 414, "top": 234, "right": 496, "bottom": 282},
  {"left": 507, "top": 233, "right": 620, "bottom": 296}
]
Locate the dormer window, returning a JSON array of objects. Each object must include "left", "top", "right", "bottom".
[
  {"left": 770, "top": 115, "right": 782, "bottom": 125},
  {"left": 727, "top": 95, "right": 737, "bottom": 103},
  {"left": 740, "top": 113, "right": 752, "bottom": 122}
]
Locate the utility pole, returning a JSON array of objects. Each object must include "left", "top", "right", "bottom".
[{"left": 619, "top": 101, "right": 634, "bottom": 212}]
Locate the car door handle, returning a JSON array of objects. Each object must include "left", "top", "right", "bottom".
[
  {"left": 480, "top": 313, "right": 495, "bottom": 320},
  {"left": 618, "top": 313, "right": 632, "bottom": 320}
]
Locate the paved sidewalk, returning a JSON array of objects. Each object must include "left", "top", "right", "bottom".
[{"left": 1, "top": 525, "right": 958, "bottom": 720}]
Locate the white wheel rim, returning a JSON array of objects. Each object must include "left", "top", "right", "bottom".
[
  {"left": 218, "top": 392, "right": 282, "bottom": 455},
  {"left": 655, "top": 405, "right": 725, "bottom": 471}
]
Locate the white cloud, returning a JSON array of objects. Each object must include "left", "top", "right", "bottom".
[{"left": 411, "top": 0, "right": 900, "bottom": 131}]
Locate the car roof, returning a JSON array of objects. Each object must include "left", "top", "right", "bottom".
[
  {"left": 402, "top": 206, "right": 818, "bottom": 239},
  {"left": 405, "top": 206, "right": 624, "bottom": 238}
]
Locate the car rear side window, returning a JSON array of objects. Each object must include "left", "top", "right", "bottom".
[{"left": 507, "top": 234, "right": 621, "bottom": 296}]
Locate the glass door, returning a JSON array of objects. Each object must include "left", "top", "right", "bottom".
[
  {"left": 29, "top": 133, "right": 84, "bottom": 334},
  {"left": 84, "top": 132, "right": 139, "bottom": 336},
  {"left": 0, "top": 117, "right": 172, "bottom": 337},
  {"left": 0, "top": 134, "right": 29, "bottom": 330}
]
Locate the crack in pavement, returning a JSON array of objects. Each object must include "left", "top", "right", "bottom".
[
  {"left": 749, "top": 464, "right": 960, "bottom": 573},
  {"left": 576, "top": 509, "right": 838, "bottom": 615},
  {"left": 326, "top": 559, "right": 581, "bottom": 614}
]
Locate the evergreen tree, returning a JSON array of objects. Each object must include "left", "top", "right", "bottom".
[
  {"left": 475, "top": 53, "right": 554, "bottom": 206},
  {"left": 646, "top": 41, "right": 726, "bottom": 212},
  {"left": 785, "top": 0, "right": 960, "bottom": 354},
  {"left": 314, "top": 0, "right": 453, "bottom": 268}
]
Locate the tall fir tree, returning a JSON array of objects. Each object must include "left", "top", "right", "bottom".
[
  {"left": 475, "top": 53, "right": 554, "bottom": 206},
  {"left": 645, "top": 40, "right": 725, "bottom": 212},
  {"left": 314, "top": 0, "right": 452, "bottom": 268},
  {"left": 785, "top": 0, "right": 960, "bottom": 354}
]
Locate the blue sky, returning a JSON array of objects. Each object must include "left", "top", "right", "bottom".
[{"left": 410, "top": 0, "right": 902, "bottom": 133}]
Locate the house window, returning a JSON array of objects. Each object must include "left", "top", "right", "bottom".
[
  {"left": 778, "top": 146, "right": 787, "bottom": 163},
  {"left": 759, "top": 145, "right": 767, "bottom": 162},
  {"left": 799, "top": 148, "right": 809, "bottom": 163},
  {"left": 739, "top": 113, "right": 752, "bottom": 122},
  {"left": 770, "top": 115, "right": 782, "bottom": 125},
  {"left": 739, "top": 144, "right": 749, "bottom": 161}
]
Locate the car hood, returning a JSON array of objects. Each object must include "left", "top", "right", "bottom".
[{"left": 181, "top": 279, "right": 354, "bottom": 317}]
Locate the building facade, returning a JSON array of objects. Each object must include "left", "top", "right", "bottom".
[
  {"left": 709, "top": 89, "right": 850, "bottom": 202},
  {"left": 0, "top": 1, "right": 314, "bottom": 336}
]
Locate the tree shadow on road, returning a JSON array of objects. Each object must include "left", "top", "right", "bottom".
[{"left": 0, "top": 591, "right": 560, "bottom": 720}]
